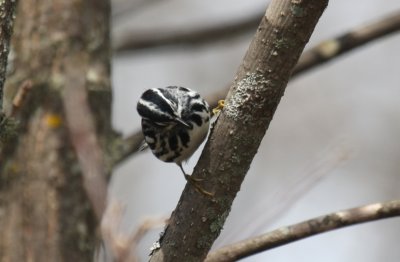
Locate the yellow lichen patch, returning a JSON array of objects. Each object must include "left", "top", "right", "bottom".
[{"left": 45, "top": 113, "right": 62, "bottom": 128}]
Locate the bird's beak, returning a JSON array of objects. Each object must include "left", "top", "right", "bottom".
[{"left": 174, "top": 117, "right": 191, "bottom": 128}]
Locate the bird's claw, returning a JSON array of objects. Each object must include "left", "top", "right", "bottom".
[
  {"left": 184, "top": 175, "right": 214, "bottom": 197},
  {"left": 184, "top": 174, "right": 203, "bottom": 182},
  {"left": 212, "top": 100, "right": 225, "bottom": 116}
]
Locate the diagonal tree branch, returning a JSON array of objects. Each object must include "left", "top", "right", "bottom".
[
  {"left": 149, "top": 0, "right": 329, "bottom": 261},
  {"left": 205, "top": 200, "right": 400, "bottom": 262},
  {"left": 112, "top": 10, "right": 400, "bottom": 167}
]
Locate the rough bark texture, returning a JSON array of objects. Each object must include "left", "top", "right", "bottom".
[
  {"left": 0, "top": 0, "right": 17, "bottom": 111},
  {"left": 0, "top": 0, "right": 111, "bottom": 261},
  {"left": 150, "top": 0, "right": 329, "bottom": 261}
]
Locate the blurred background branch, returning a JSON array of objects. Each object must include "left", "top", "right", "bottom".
[
  {"left": 113, "top": 9, "right": 400, "bottom": 53},
  {"left": 114, "top": 12, "right": 264, "bottom": 52},
  {"left": 293, "top": 10, "right": 400, "bottom": 75},
  {"left": 102, "top": 199, "right": 167, "bottom": 262},
  {"left": 112, "top": 0, "right": 163, "bottom": 21}
]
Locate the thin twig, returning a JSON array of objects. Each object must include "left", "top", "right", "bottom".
[
  {"left": 101, "top": 200, "right": 167, "bottom": 262},
  {"left": 216, "top": 139, "right": 352, "bottom": 245},
  {"left": 205, "top": 200, "right": 400, "bottom": 262},
  {"left": 101, "top": 201, "right": 137, "bottom": 262},
  {"left": 131, "top": 217, "right": 167, "bottom": 245},
  {"left": 112, "top": 10, "right": 400, "bottom": 167}
]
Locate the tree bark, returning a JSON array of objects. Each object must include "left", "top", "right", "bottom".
[
  {"left": 149, "top": 0, "right": 329, "bottom": 261},
  {"left": 0, "top": 0, "right": 17, "bottom": 111},
  {"left": 0, "top": 0, "right": 111, "bottom": 261}
]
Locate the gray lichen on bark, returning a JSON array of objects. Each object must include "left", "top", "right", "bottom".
[{"left": 224, "top": 72, "right": 270, "bottom": 122}]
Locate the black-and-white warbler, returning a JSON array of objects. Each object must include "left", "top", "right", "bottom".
[{"left": 137, "top": 86, "right": 212, "bottom": 196}]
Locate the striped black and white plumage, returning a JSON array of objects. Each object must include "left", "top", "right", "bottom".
[{"left": 137, "top": 86, "right": 210, "bottom": 175}]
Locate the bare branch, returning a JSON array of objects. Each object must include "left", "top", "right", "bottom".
[
  {"left": 131, "top": 217, "right": 167, "bottom": 246},
  {"left": 206, "top": 200, "right": 400, "bottom": 262},
  {"left": 102, "top": 201, "right": 138, "bottom": 262},
  {"left": 0, "top": 0, "right": 18, "bottom": 111},
  {"left": 293, "top": 10, "right": 400, "bottom": 75},
  {"left": 112, "top": 10, "right": 400, "bottom": 167},
  {"left": 149, "top": 0, "right": 329, "bottom": 261},
  {"left": 114, "top": 12, "right": 263, "bottom": 52},
  {"left": 63, "top": 54, "right": 108, "bottom": 220}
]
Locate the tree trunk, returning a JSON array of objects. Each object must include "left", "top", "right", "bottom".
[{"left": 0, "top": 0, "right": 111, "bottom": 261}]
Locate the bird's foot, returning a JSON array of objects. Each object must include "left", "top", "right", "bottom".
[
  {"left": 184, "top": 174, "right": 214, "bottom": 197},
  {"left": 184, "top": 174, "right": 204, "bottom": 182},
  {"left": 212, "top": 100, "right": 225, "bottom": 116}
]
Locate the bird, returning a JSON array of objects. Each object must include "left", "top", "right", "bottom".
[{"left": 137, "top": 86, "right": 213, "bottom": 196}]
